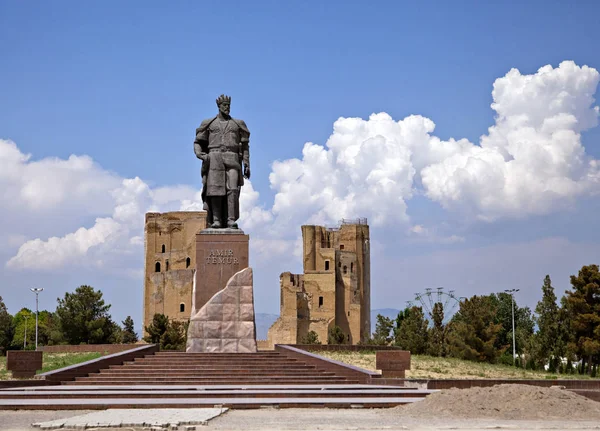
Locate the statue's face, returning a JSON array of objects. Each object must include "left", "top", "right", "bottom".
[{"left": 218, "top": 101, "right": 231, "bottom": 116}]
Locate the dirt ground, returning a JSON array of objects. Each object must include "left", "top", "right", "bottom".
[{"left": 398, "top": 383, "right": 600, "bottom": 420}]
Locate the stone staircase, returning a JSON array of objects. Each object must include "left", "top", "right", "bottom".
[
  {"left": 65, "top": 351, "right": 359, "bottom": 386},
  {"left": 0, "top": 350, "right": 436, "bottom": 409}
]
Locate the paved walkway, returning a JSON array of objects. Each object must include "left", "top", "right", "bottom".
[
  {"left": 32, "top": 408, "right": 226, "bottom": 429},
  {"left": 2, "top": 408, "right": 600, "bottom": 431}
]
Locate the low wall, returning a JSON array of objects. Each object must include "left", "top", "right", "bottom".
[
  {"left": 39, "top": 344, "right": 159, "bottom": 383},
  {"left": 376, "top": 350, "right": 411, "bottom": 378},
  {"left": 292, "top": 344, "right": 403, "bottom": 352},
  {"left": 41, "top": 344, "right": 140, "bottom": 354},
  {"left": 275, "top": 344, "right": 381, "bottom": 384},
  {"left": 6, "top": 351, "right": 43, "bottom": 378}
]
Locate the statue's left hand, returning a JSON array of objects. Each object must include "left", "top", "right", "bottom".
[{"left": 244, "top": 165, "right": 251, "bottom": 180}]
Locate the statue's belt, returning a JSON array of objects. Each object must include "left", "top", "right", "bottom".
[{"left": 209, "top": 147, "right": 239, "bottom": 153}]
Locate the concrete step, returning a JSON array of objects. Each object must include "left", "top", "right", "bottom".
[
  {"left": 66, "top": 379, "right": 359, "bottom": 386},
  {"left": 101, "top": 366, "right": 326, "bottom": 372},
  {"left": 96, "top": 370, "right": 336, "bottom": 377},
  {"left": 0, "top": 396, "right": 425, "bottom": 410},
  {"left": 152, "top": 353, "right": 285, "bottom": 358},
  {"left": 0, "top": 388, "right": 432, "bottom": 400},
  {"left": 74, "top": 375, "right": 350, "bottom": 382},
  {"left": 6, "top": 383, "right": 394, "bottom": 391},
  {"left": 126, "top": 360, "right": 302, "bottom": 366}
]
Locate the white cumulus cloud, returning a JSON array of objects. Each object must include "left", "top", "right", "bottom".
[
  {"left": 268, "top": 61, "right": 600, "bottom": 228},
  {"left": 421, "top": 61, "right": 600, "bottom": 220},
  {"left": 3, "top": 60, "right": 600, "bottom": 274},
  {"left": 4, "top": 150, "right": 270, "bottom": 271}
]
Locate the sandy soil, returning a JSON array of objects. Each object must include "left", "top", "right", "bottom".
[{"left": 397, "top": 383, "right": 600, "bottom": 420}]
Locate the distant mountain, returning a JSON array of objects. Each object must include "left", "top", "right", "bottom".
[
  {"left": 255, "top": 309, "right": 402, "bottom": 340},
  {"left": 255, "top": 313, "right": 279, "bottom": 340}
]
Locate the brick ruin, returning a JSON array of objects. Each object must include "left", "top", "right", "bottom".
[
  {"left": 143, "top": 212, "right": 371, "bottom": 347},
  {"left": 143, "top": 211, "right": 207, "bottom": 331},
  {"left": 266, "top": 221, "right": 371, "bottom": 347}
]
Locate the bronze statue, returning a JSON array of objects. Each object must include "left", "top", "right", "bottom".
[{"left": 194, "top": 95, "right": 250, "bottom": 229}]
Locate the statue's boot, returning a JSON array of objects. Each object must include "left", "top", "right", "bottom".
[
  {"left": 226, "top": 190, "right": 238, "bottom": 229},
  {"left": 211, "top": 196, "right": 223, "bottom": 228}
]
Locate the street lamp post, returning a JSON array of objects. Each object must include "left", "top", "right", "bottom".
[
  {"left": 24, "top": 314, "right": 29, "bottom": 349},
  {"left": 504, "top": 288, "right": 520, "bottom": 366},
  {"left": 30, "top": 288, "right": 44, "bottom": 350}
]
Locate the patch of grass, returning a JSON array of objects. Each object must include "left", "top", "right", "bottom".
[
  {"left": 0, "top": 356, "right": 8, "bottom": 380},
  {"left": 41, "top": 352, "right": 102, "bottom": 373},
  {"left": 310, "top": 351, "right": 600, "bottom": 380},
  {"left": 0, "top": 352, "right": 102, "bottom": 380}
]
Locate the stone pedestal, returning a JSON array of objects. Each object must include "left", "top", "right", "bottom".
[
  {"left": 187, "top": 267, "right": 258, "bottom": 353},
  {"left": 193, "top": 229, "right": 249, "bottom": 312}
]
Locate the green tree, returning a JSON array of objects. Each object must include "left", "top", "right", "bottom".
[
  {"left": 44, "top": 312, "right": 65, "bottom": 346},
  {"left": 161, "top": 320, "right": 187, "bottom": 350},
  {"left": 394, "top": 306, "right": 429, "bottom": 354},
  {"left": 328, "top": 325, "right": 346, "bottom": 344},
  {"left": 394, "top": 307, "right": 410, "bottom": 332},
  {"left": 10, "top": 308, "right": 35, "bottom": 349},
  {"left": 11, "top": 309, "right": 60, "bottom": 349},
  {"left": 55, "top": 285, "right": 119, "bottom": 344},
  {"left": 447, "top": 295, "right": 505, "bottom": 363},
  {"left": 143, "top": 314, "right": 187, "bottom": 350},
  {"left": 372, "top": 314, "right": 394, "bottom": 345},
  {"left": 121, "top": 316, "right": 138, "bottom": 344},
  {"left": 144, "top": 314, "right": 170, "bottom": 344},
  {"left": 493, "top": 292, "right": 535, "bottom": 361},
  {"left": 427, "top": 302, "right": 449, "bottom": 357},
  {"left": 562, "top": 264, "right": 600, "bottom": 373},
  {"left": 301, "top": 330, "right": 321, "bottom": 344},
  {"left": 534, "top": 275, "right": 564, "bottom": 369},
  {"left": 0, "top": 296, "right": 13, "bottom": 355}
]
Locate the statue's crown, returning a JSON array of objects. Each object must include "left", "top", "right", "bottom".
[{"left": 216, "top": 94, "right": 231, "bottom": 105}]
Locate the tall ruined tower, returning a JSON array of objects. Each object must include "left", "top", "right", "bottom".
[
  {"left": 143, "top": 211, "right": 207, "bottom": 332},
  {"left": 267, "top": 219, "right": 370, "bottom": 346}
]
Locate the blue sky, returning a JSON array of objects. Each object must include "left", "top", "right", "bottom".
[{"left": 1, "top": 1, "right": 599, "bottom": 331}]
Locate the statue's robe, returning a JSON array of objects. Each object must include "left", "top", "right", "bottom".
[{"left": 194, "top": 116, "right": 250, "bottom": 220}]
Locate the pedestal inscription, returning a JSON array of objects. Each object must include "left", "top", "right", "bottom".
[{"left": 194, "top": 229, "right": 249, "bottom": 313}]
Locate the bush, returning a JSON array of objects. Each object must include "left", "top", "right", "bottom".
[
  {"left": 301, "top": 330, "right": 321, "bottom": 345},
  {"left": 497, "top": 352, "right": 514, "bottom": 367},
  {"left": 328, "top": 325, "right": 346, "bottom": 345},
  {"left": 144, "top": 313, "right": 187, "bottom": 350},
  {"left": 144, "top": 314, "right": 169, "bottom": 344},
  {"left": 161, "top": 320, "right": 187, "bottom": 351}
]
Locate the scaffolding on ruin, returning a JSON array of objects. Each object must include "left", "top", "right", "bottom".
[{"left": 340, "top": 218, "right": 368, "bottom": 226}]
